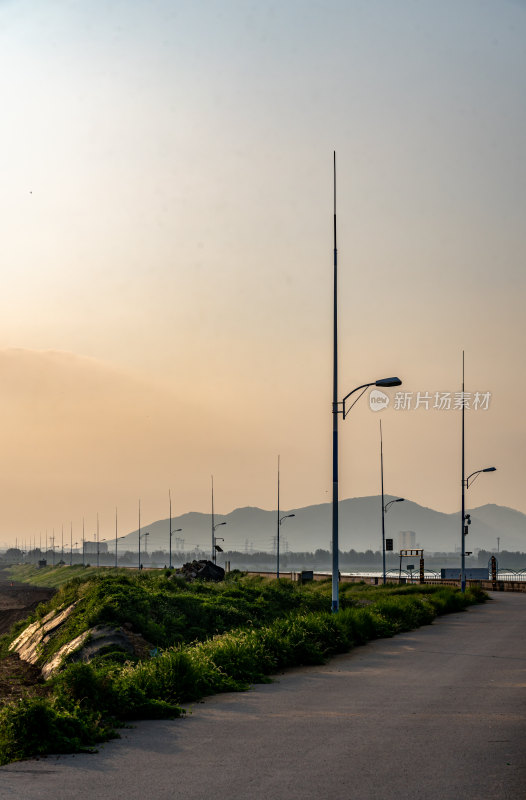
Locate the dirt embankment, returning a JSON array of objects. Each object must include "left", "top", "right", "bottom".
[{"left": 0, "top": 572, "right": 56, "bottom": 702}]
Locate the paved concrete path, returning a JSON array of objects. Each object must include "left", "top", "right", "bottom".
[{"left": 1, "top": 592, "right": 525, "bottom": 800}]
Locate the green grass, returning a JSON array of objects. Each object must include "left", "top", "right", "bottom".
[
  {"left": 5, "top": 563, "right": 112, "bottom": 588},
  {"left": 0, "top": 570, "right": 486, "bottom": 765}
]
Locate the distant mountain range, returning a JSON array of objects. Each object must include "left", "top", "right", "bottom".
[{"left": 120, "top": 497, "right": 526, "bottom": 555}]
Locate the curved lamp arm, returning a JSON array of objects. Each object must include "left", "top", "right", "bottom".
[
  {"left": 466, "top": 466, "right": 496, "bottom": 489},
  {"left": 213, "top": 521, "right": 227, "bottom": 533},
  {"left": 384, "top": 498, "right": 405, "bottom": 513},
  {"left": 342, "top": 378, "right": 402, "bottom": 419}
]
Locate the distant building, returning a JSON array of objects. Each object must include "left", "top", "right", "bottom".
[
  {"left": 84, "top": 541, "right": 108, "bottom": 554},
  {"left": 398, "top": 531, "right": 416, "bottom": 550}
]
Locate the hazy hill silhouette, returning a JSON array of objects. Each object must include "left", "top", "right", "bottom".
[{"left": 120, "top": 497, "right": 526, "bottom": 555}]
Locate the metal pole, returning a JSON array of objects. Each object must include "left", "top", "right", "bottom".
[
  {"left": 461, "top": 351, "right": 466, "bottom": 592},
  {"left": 277, "top": 455, "right": 280, "bottom": 579},
  {"left": 82, "top": 518, "right": 85, "bottom": 567},
  {"left": 380, "top": 420, "right": 386, "bottom": 585},
  {"left": 331, "top": 151, "right": 339, "bottom": 613},
  {"left": 211, "top": 476, "right": 215, "bottom": 564},
  {"left": 115, "top": 507, "right": 118, "bottom": 568},
  {"left": 169, "top": 489, "right": 172, "bottom": 569},
  {"left": 96, "top": 512, "right": 100, "bottom": 569},
  {"left": 70, "top": 522, "right": 73, "bottom": 566},
  {"left": 138, "top": 500, "right": 141, "bottom": 570}
]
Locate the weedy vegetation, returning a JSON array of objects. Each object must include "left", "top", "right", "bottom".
[{"left": 0, "top": 566, "right": 486, "bottom": 765}]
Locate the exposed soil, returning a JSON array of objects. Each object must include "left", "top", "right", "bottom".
[{"left": 0, "top": 570, "right": 56, "bottom": 702}]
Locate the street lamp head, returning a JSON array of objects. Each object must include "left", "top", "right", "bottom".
[
  {"left": 396, "top": 498, "right": 405, "bottom": 503},
  {"left": 483, "top": 467, "right": 496, "bottom": 473},
  {"left": 375, "top": 377, "right": 402, "bottom": 388}
]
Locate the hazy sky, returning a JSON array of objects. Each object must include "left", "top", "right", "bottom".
[{"left": 1, "top": 1, "right": 525, "bottom": 548}]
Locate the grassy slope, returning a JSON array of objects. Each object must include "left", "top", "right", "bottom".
[
  {"left": 0, "top": 569, "right": 486, "bottom": 764},
  {"left": 5, "top": 564, "right": 115, "bottom": 589}
]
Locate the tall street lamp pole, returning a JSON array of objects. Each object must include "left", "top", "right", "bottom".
[
  {"left": 331, "top": 152, "right": 339, "bottom": 613},
  {"left": 330, "top": 152, "right": 402, "bottom": 611},
  {"left": 138, "top": 500, "right": 141, "bottom": 570},
  {"left": 96, "top": 512, "right": 100, "bottom": 568},
  {"left": 461, "top": 352, "right": 466, "bottom": 592},
  {"left": 380, "top": 420, "right": 385, "bottom": 585}
]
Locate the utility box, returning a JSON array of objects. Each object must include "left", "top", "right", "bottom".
[
  {"left": 38, "top": 559, "right": 47, "bottom": 568},
  {"left": 299, "top": 570, "right": 314, "bottom": 584}
]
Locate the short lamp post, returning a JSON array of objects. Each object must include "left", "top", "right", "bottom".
[
  {"left": 381, "top": 496, "right": 404, "bottom": 586},
  {"left": 97, "top": 538, "right": 106, "bottom": 569},
  {"left": 138, "top": 532, "right": 149, "bottom": 570},
  {"left": 170, "top": 528, "right": 182, "bottom": 569},
  {"left": 115, "top": 535, "right": 127, "bottom": 568},
  {"left": 276, "top": 454, "right": 295, "bottom": 579},
  {"left": 277, "top": 515, "right": 295, "bottom": 579},
  {"left": 211, "top": 476, "right": 226, "bottom": 564},
  {"left": 379, "top": 418, "right": 405, "bottom": 585},
  {"left": 212, "top": 524, "right": 226, "bottom": 565},
  {"left": 168, "top": 489, "right": 182, "bottom": 569},
  {"left": 461, "top": 466, "right": 496, "bottom": 591}
]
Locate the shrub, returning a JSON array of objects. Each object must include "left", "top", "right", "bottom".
[{"left": 0, "top": 698, "right": 99, "bottom": 765}]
